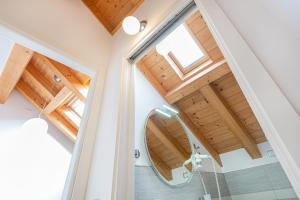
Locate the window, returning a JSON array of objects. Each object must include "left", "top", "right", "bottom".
[
  {"left": 64, "top": 109, "right": 81, "bottom": 127},
  {"left": 63, "top": 99, "right": 85, "bottom": 127},
  {"left": 156, "top": 24, "right": 207, "bottom": 73},
  {"left": 70, "top": 99, "right": 85, "bottom": 117}
]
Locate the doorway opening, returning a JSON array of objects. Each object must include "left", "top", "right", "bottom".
[
  {"left": 132, "top": 9, "right": 299, "bottom": 200},
  {"left": 0, "top": 40, "right": 92, "bottom": 199}
]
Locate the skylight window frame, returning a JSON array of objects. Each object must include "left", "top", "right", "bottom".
[
  {"left": 60, "top": 98, "right": 85, "bottom": 129},
  {"left": 68, "top": 98, "right": 85, "bottom": 118},
  {"left": 166, "top": 23, "right": 210, "bottom": 75}
]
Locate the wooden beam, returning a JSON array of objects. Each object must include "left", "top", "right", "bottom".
[
  {"left": 22, "top": 70, "right": 54, "bottom": 102},
  {"left": 34, "top": 53, "right": 86, "bottom": 101},
  {"left": 149, "top": 149, "right": 172, "bottom": 181},
  {"left": 57, "top": 106, "right": 80, "bottom": 130},
  {"left": 43, "top": 87, "right": 73, "bottom": 113},
  {"left": 16, "top": 79, "right": 45, "bottom": 110},
  {"left": 81, "top": 0, "right": 114, "bottom": 33},
  {"left": 178, "top": 111, "right": 222, "bottom": 166},
  {"left": 165, "top": 60, "right": 230, "bottom": 104},
  {"left": 147, "top": 119, "right": 189, "bottom": 161},
  {"left": 16, "top": 80, "right": 77, "bottom": 143},
  {"left": 26, "top": 63, "right": 58, "bottom": 95},
  {"left": 200, "top": 84, "right": 261, "bottom": 159},
  {"left": 137, "top": 61, "right": 167, "bottom": 96},
  {"left": 49, "top": 111, "right": 77, "bottom": 142},
  {"left": 0, "top": 44, "right": 33, "bottom": 103}
]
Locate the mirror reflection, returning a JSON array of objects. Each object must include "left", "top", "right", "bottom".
[{"left": 145, "top": 108, "right": 193, "bottom": 186}]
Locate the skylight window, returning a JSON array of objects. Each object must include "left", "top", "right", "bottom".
[
  {"left": 156, "top": 24, "right": 204, "bottom": 69},
  {"left": 70, "top": 99, "right": 85, "bottom": 117},
  {"left": 63, "top": 99, "right": 85, "bottom": 127},
  {"left": 64, "top": 110, "right": 81, "bottom": 127}
]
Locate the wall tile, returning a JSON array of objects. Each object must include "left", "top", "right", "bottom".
[
  {"left": 225, "top": 163, "right": 298, "bottom": 200},
  {"left": 135, "top": 163, "right": 298, "bottom": 200},
  {"left": 135, "top": 166, "right": 230, "bottom": 200},
  {"left": 225, "top": 165, "right": 272, "bottom": 195},
  {"left": 263, "top": 163, "right": 292, "bottom": 190}
]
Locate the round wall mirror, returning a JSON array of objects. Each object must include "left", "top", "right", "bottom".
[{"left": 145, "top": 108, "right": 194, "bottom": 187}]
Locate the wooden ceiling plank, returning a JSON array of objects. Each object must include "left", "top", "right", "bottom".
[
  {"left": 57, "top": 106, "right": 80, "bottom": 130},
  {"left": 16, "top": 80, "right": 76, "bottom": 143},
  {"left": 26, "top": 63, "right": 59, "bottom": 95},
  {"left": 49, "top": 111, "right": 77, "bottom": 142},
  {"left": 43, "top": 87, "right": 73, "bottom": 114},
  {"left": 0, "top": 44, "right": 33, "bottom": 103},
  {"left": 82, "top": 0, "right": 144, "bottom": 35},
  {"left": 165, "top": 60, "right": 230, "bottom": 104},
  {"left": 35, "top": 54, "right": 86, "bottom": 101},
  {"left": 16, "top": 79, "right": 45, "bottom": 110},
  {"left": 82, "top": 0, "right": 114, "bottom": 33},
  {"left": 149, "top": 149, "right": 172, "bottom": 181},
  {"left": 199, "top": 84, "right": 261, "bottom": 159},
  {"left": 110, "top": 0, "right": 144, "bottom": 35},
  {"left": 147, "top": 119, "right": 189, "bottom": 162},
  {"left": 22, "top": 70, "right": 54, "bottom": 102},
  {"left": 137, "top": 61, "right": 167, "bottom": 96},
  {"left": 178, "top": 111, "right": 222, "bottom": 166}
]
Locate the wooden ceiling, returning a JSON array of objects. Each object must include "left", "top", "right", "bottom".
[
  {"left": 137, "top": 11, "right": 267, "bottom": 166},
  {"left": 146, "top": 113, "right": 192, "bottom": 181},
  {"left": 82, "top": 0, "right": 144, "bottom": 35},
  {"left": 0, "top": 44, "right": 90, "bottom": 143}
]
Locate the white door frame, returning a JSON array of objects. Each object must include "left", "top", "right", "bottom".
[
  {"left": 0, "top": 24, "right": 101, "bottom": 200},
  {"left": 113, "top": 0, "right": 300, "bottom": 198},
  {"left": 195, "top": 0, "right": 300, "bottom": 196},
  {"left": 111, "top": 58, "right": 136, "bottom": 200}
]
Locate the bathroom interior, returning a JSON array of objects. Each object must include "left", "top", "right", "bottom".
[{"left": 133, "top": 6, "right": 299, "bottom": 200}]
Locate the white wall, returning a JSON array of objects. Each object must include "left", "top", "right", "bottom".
[
  {"left": 0, "top": 35, "right": 13, "bottom": 75},
  {"left": 220, "top": 142, "right": 278, "bottom": 173},
  {"left": 0, "top": 90, "right": 73, "bottom": 200},
  {"left": 85, "top": 1, "right": 192, "bottom": 199},
  {"left": 0, "top": 0, "right": 112, "bottom": 73},
  {"left": 134, "top": 67, "right": 168, "bottom": 166},
  {"left": 216, "top": 0, "right": 300, "bottom": 115}
]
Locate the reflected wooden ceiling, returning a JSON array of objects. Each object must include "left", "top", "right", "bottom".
[
  {"left": 0, "top": 44, "right": 90, "bottom": 143},
  {"left": 137, "top": 11, "right": 267, "bottom": 166},
  {"left": 146, "top": 114, "right": 192, "bottom": 181},
  {"left": 82, "top": 0, "right": 144, "bottom": 35}
]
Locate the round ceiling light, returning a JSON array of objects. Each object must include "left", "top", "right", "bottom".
[
  {"left": 22, "top": 118, "right": 48, "bottom": 135},
  {"left": 122, "top": 16, "right": 141, "bottom": 35}
]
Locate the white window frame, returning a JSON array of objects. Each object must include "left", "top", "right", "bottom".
[{"left": 166, "top": 24, "right": 209, "bottom": 73}]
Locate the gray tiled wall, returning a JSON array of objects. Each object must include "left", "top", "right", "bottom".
[
  {"left": 135, "top": 163, "right": 298, "bottom": 200},
  {"left": 135, "top": 166, "right": 231, "bottom": 200},
  {"left": 225, "top": 163, "right": 298, "bottom": 200}
]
